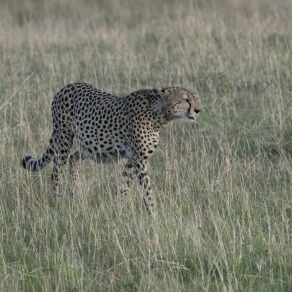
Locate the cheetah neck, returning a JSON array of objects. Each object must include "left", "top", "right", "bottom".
[{"left": 152, "top": 112, "right": 169, "bottom": 131}]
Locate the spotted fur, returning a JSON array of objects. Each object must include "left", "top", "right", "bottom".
[{"left": 22, "top": 82, "right": 201, "bottom": 213}]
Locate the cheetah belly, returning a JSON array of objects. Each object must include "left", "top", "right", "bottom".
[{"left": 79, "top": 140, "right": 133, "bottom": 164}]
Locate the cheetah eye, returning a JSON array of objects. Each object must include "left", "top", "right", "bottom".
[{"left": 182, "top": 94, "right": 188, "bottom": 101}]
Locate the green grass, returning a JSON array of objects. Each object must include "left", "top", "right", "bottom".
[{"left": 1, "top": 0, "right": 292, "bottom": 290}]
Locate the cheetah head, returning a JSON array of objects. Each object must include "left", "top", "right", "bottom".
[{"left": 158, "top": 86, "right": 201, "bottom": 122}]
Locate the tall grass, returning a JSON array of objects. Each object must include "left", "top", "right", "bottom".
[{"left": 1, "top": 0, "right": 291, "bottom": 290}]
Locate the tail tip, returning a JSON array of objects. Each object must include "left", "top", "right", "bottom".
[{"left": 21, "top": 154, "right": 33, "bottom": 169}]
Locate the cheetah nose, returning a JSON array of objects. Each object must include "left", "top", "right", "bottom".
[{"left": 195, "top": 109, "right": 201, "bottom": 114}]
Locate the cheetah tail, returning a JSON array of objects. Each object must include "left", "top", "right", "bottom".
[{"left": 21, "top": 147, "right": 55, "bottom": 171}]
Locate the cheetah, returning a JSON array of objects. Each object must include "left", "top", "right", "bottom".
[{"left": 21, "top": 82, "right": 201, "bottom": 213}]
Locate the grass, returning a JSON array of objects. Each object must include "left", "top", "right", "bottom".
[{"left": 0, "top": 0, "right": 292, "bottom": 290}]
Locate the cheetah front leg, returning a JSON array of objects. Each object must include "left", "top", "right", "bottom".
[
  {"left": 133, "top": 159, "right": 155, "bottom": 215},
  {"left": 114, "top": 160, "right": 135, "bottom": 208},
  {"left": 120, "top": 161, "right": 135, "bottom": 195}
]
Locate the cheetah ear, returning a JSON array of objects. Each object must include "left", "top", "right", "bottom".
[{"left": 156, "top": 87, "right": 166, "bottom": 94}]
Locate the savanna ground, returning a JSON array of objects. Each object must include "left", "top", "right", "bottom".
[{"left": 0, "top": 0, "right": 291, "bottom": 290}]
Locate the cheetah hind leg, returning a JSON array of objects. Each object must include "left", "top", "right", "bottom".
[
  {"left": 69, "top": 150, "right": 82, "bottom": 196},
  {"left": 50, "top": 133, "right": 74, "bottom": 197}
]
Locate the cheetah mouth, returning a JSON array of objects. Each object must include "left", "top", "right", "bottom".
[{"left": 187, "top": 116, "right": 197, "bottom": 121}]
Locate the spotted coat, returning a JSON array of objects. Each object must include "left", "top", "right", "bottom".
[{"left": 22, "top": 82, "right": 201, "bottom": 213}]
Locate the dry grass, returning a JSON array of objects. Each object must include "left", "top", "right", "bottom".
[{"left": 0, "top": 0, "right": 292, "bottom": 290}]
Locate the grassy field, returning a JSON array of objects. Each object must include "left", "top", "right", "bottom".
[{"left": 0, "top": 0, "right": 291, "bottom": 290}]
